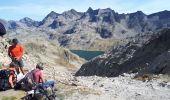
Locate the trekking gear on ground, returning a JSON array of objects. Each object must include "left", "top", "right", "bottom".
[{"left": 21, "top": 81, "right": 56, "bottom": 100}]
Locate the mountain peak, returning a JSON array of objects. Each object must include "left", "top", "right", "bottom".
[
  {"left": 63, "top": 9, "right": 78, "bottom": 14},
  {"left": 49, "top": 11, "right": 57, "bottom": 14},
  {"left": 148, "top": 10, "right": 170, "bottom": 19},
  {"left": 130, "top": 11, "right": 145, "bottom": 15},
  {"left": 46, "top": 11, "right": 60, "bottom": 19},
  {"left": 70, "top": 9, "right": 77, "bottom": 13},
  {"left": 98, "top": 8, "right": 115, "bottom": 14},
  {"left": 87, "top": 7, "right": 94, "bottom": 13},
  {"left": 136, "top": 11, "right": 145, "bottom": 14},
  {"left": 62, "top": 9, "right": 82, "bottom": 19},
  {"left": 19, "top": 17, "right": 39, "bottom": 27},
  {"left": 20, "top": 17, "right": 33, "bottom": 22}
]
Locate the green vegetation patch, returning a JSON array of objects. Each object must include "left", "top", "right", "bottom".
[{"left": 2, "top": 96, "right": 17, "bottom": 100}]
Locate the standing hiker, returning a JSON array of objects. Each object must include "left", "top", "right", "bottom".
[{"left": 8, "top": 38, "right": 25, "bottom": 75}]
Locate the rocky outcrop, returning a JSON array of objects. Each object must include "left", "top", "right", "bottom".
[{"left": 75, "top": 29, "right": 170, "bottom": 77}]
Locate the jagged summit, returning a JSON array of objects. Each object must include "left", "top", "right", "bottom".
[
  {"left": 62, "top": 9, "right": 83, "bottom": 19},
  {"left": 86, "top": 7, "right": 93, "bottom": 13},
  {"left": 148, "top": 10, "right": 170, "bottom": 19},
  {"left": 19, "top": 17, "right": 39, "bottom": 27},
  {"left": 20, "top": 17, "right": 33, "bottom": 22},
  {"left": 47, "top": 11, "right": 60, "bottom": 18}
]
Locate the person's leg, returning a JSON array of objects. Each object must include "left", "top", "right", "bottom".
[
  {"left": 18, "top": 60, "right": 25, "bottom": 75},
  {"left": 43, "top": 80, "right": 55, "bottom": 88},
  {"left": 12, "top": 60, "right": 20, "bottom": 74},
  {"left": 15, "top": 66, "right": 20, "bottom": 74},
  {"left": 20, "top": 67, "right": 25, "bottom": 75},
  {"left": 8, "top": 75, "right": 14, "bottom": 88}
]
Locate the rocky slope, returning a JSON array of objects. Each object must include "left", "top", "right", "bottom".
[
  {"left": 65, "top": 74, "right": 170, "bottom": 100},
  {"left": 1, "top": 8, "right": 170, "bottom": 51},
  {"left": 0, "top": 36, "right": 85, "bottom": 74},
  {"left": 0, "top": 36, "right": 86, "bottom": 99},
  {"left": 76, "top": 29, "right": 170, "bottom": 77}
]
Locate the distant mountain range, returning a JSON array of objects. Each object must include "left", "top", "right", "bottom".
[{"left": 1, "top": 8, "right": 170, "bottom": 51}]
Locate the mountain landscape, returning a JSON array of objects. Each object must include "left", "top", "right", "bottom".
[
  {"left": 0, "top": 8, "right": 170, "bottom": 100},
  {"left": 1, "top": 8, "right": 170, "bottom": 51}
]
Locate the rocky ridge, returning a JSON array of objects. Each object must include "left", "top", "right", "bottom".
[
  {"left": 76, "top": 29, "right": 170, "bottom": 77},
  {"left": 1, "top": 8, "right": 170, "bottom": 51}
]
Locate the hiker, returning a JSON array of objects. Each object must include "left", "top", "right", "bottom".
[
  {"left": 32, "top": 63, "right": 55, "bottom": 92},
  {"left": 8, "top": 63, "right": 17, "bottom": 88},
  {"left": 0, "top": 62, "right": 17, "bottom": 89},
  {"left": 32, "top": 63, "right": 55, "bottom": 86},
  {"left": 17, "top": 63, "right": 56, "bottom": 99},
  {"left": 32, "top": 63, "right": 44, "bottom": 84},
  {"left": 8, "top": 38, "right": 25, "bottom": 75},
  {"left": 15, "top": 63, "right": 54, "bottom": 91}
]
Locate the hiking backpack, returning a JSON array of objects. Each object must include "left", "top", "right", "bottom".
[{"left": 0, "top": 70, "right": 17, "bottom": 90}]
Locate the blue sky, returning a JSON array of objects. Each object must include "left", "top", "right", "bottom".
[{"left": 0, "top": 0, "right": 169, "bottom": 21}]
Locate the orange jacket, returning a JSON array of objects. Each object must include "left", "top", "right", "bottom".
[{"left": 8, "top": 44, "right": 24, "bottom": 59}]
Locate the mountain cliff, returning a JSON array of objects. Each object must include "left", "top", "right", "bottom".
[{"left": 75, "top": 29, "right": 170, "bottom": 77}]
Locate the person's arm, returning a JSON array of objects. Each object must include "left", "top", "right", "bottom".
[
  {"left": 8, "top": 47, "right": 12, "bottom": 58},
  {"left": 0, "top": 68, "right": 7, "bottom": 70},
  {"left": 17, "top": 45, "right": 23, "bottom": 60},
  {"left": 8, "top": 70, "right": 15, "bottom": 88},
  {"left": 20, "top": 46, "right": 24, "bottom": 56},
  {"left": 9, "top": 75, "right": 14, "bottom": 88}
]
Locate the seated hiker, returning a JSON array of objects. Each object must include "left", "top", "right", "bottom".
[
  {"left": 8, "top": 63, "right": 17, "bottom": 88},
  {"left": 19, "top": 63, "right": 55, "bottom": 90},
  {"left": 8, "top": 38, "right": 25, "bottom": 75},
  {"left": 0, "top": 62, "right": 17, "bottom": 89},
  {"left": 32, "top": 63, "right": 44, "bottom": 84},
  {"left": 32, "top": 63, "right": 55, "bottom": 87}
]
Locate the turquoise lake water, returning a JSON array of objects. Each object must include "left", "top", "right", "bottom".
[{"left": 70, "top": 50, "right": 104, "bottom": 60}]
